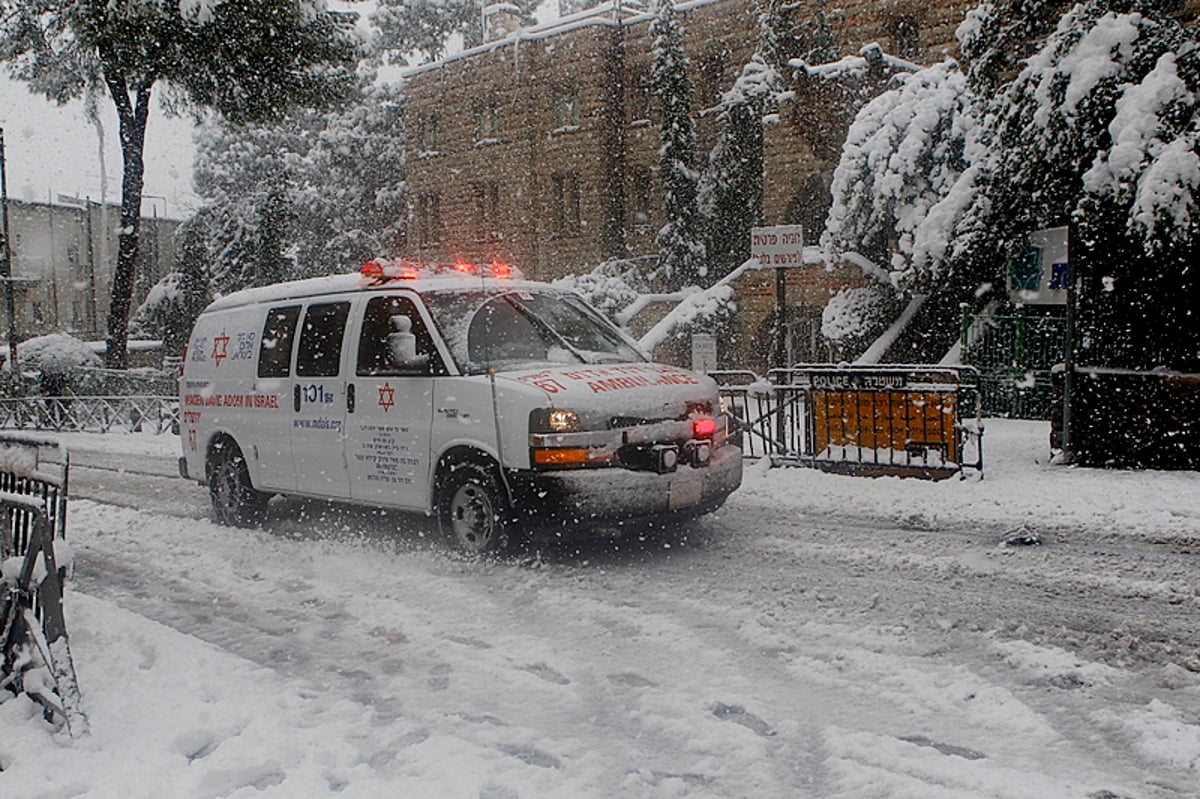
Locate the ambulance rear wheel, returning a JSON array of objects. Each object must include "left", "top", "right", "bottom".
[
  {"left": 209, "top": 443, "right": 267, "bottom": 527},
  {"left": 438, "top": 462, "right": 511, "bottom": 555}
]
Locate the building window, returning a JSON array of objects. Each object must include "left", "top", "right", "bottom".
[
  {"left": 71, "top": 301, "right": 83, "bottom": 329},
  {"left": 418, "top": 113, "right": 441, "bottom": 155},
  {"left": 551, "top": 173, "right": 581, "bottom": 235},
  {"left": 553, "top": 85, "right": 581, "bottom": 130},
  {"left": 258, "top": 305, "right": 301, "bottom": 379},
  {"left": 415, "top": 192, "right": 442, "bottom": 248},
  {"left": 628, "top": 68, "right": 653, "bottom": 124},
  {"left": 888, "top": 14, "right": 921, "bottom": 60},
  {"left": 30, "top": 302, "right": 45, "bottom": 326},
  {"left": 629, "top": 166, "right": 654, "bottom": 231},
  {"left": 473, "top": 182, "right": 501, "bottom": 242},
  {"left": 474, "top": 101, "right": 499, "bottom": 144}
]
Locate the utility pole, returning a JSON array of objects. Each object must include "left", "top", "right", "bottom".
[
  {"left": 0, "top": 128, "right": 18, "bottom": 369},
  {"left": 1061, "top": 224, "right": 1075, "bottom": 462}
]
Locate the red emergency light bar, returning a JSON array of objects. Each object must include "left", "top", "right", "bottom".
[{"left": 360, "top": 259, "right": 521, "bottom": 281}]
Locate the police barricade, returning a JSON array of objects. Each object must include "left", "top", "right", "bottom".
[
  {"left": 0, "top": 432, "right": 88, "bottom": 736},
  {"left": 713, "top": 366, "right": 983, "bottom": 480}
]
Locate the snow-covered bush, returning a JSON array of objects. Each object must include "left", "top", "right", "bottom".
[
  {"left": 18, "top": 334, "right": 103, "bottom": 395},
  {"left": 821, "top": 283, "right": 904, "bottom": 354},
  {"left": 551, "top": 259, "right": 648, "bottom": 321},
  {"left": 638, "top": 283, "right": 737, "bottom": 362}
]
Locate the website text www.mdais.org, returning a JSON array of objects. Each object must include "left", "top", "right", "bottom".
[{"left": 293, "top": 417, "right": 343, "bottom": 432}]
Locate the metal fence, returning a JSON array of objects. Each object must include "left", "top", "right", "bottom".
[
  {"left": 961, "top": 310, "right": 1065, "bottom": 419},
  {"left": 0, "top": 433, "right": 88, "bottom": 736},
  {"left": 0, "top": 395, "right": 179, "bottom": 434},
  {"left": 714, "top": 365, "right": 983, "bottom": 479}
]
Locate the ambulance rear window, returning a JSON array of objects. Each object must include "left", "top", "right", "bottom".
[
  {"left": 296, "top": 302, "right": 350, "bottom": 378},
  {"left": 258, "top": 305, "right": 300, "bottom": 378}
]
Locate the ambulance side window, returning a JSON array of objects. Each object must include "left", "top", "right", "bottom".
[
  {"left": 295, "top": 302, "right": 350, "bottom": 378},
  {"left": 258, "top": 305, "right": 301, "bottom": 378},
  {"left": 356, "top": 296, "right": 445, "bottom": 377}
]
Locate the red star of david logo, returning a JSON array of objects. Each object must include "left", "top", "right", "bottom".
[
  {"left": 211, "top": 330, "right": 230, "bottom": 366},
  {"left": 378, "top": 382, "right": 395, "bottom": 412}
]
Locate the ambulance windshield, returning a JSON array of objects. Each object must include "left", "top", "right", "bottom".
[{"left": 422, "top": 288, "right": 645, "bottom": 374}]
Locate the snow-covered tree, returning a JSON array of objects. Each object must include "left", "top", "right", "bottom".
[
  {"left": 131, "top": 221, "right": 213, "bottom": 355},
  {"left": 192, "top": 80, "right": 407, "bottom": 295},
  {"left": 821, "top": 60, "right": 983, "bottom": 293},
  {"left": 971, "top": 1, "right": 1200, "bottom": 369},
  {"left": 0, "top": 1, "right": 359, "bottom": 369},
  {"left": 699, "top": 54, "right": 781, "bottom": 281},
  {"left": 372, "top": 0, "right": 538, "bottom": 64},
  {"left": 819, "top": 1, "right": 1200, "bottom": 370},
  {"left": 957, "top": 0, "right": 1067, "bottom": 96},
  {"left": 650, "top": 0, "right": 706, "bottom": 291}
]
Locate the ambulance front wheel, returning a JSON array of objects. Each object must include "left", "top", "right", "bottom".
[
  {"left": 208, "top": 441, "right": 268, "bottom": 527},
  {"left": 437, "top": 461, "right": 513, "bottom": 555}
]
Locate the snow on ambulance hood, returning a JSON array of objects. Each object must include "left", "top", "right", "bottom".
[{"left": 500, "top": 362, "right": 717, "bottom": 422}]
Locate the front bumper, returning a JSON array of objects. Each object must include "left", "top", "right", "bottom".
[{"left": 508, "top": 444, "right": 742, "bottom": 527}]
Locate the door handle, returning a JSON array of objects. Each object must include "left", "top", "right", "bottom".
[
  {"left": 347, "top": 383, "right": 356, "bottom": 413},
  {"left": 293, "top": 384, "right": 301, "bottom": 413}
]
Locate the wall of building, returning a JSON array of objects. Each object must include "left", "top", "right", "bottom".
[
  {"left": 1, "top": 199, "right": 178, "bottom": 342},
  {"left": 401, "top": 0, "right": 984, "bottom": 279},
  {"left": 401, "top": 0, "right": 1200, "bottom": 372}
]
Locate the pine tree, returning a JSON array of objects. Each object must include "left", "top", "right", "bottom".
[
  {"left": 254, "top": 181, "right": 297, "bottom": 289},
  {"left": 650, "top": 0, "right": 706, "bottom": 290},
  {"left": 802, "top": 0, "right": 839, "bottom": 65},
  {"left": 192, "top": 79, "right": 407, "bottom": 294},
  {"left": 699, "top": 55, "right": 780, "bottom": 280},
  {"left": 976, "top": 1, "right": 1200, "bottom": 370}
]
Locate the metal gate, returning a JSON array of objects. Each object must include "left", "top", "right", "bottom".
[
  {"left": 961, "top": 309, "right": 1065, "bottom": 419},
  {"left": 714, "top": 365, "right": 983, "bottom": 479}
]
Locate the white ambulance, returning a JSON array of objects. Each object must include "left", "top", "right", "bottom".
[{"left": 179, "top": 260, "right": 742, "bottom": 553}]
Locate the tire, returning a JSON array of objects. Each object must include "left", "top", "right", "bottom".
[
  {"left": 208, "top": 442, "right": 268, "bottom": 527},
  {"left": 437, "top": 461, "right": 512, "bottom": 555}
]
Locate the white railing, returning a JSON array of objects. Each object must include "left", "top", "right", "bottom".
[{"left": 0, "top": 396, "right": 179, "bottom": 435}]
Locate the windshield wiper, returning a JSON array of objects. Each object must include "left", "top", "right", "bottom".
[{"left": 503, "top": 295, "right": 588, "bottom": 364}]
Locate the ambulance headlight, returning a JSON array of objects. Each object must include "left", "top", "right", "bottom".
[{"left": 530, "top": 408, "right": 581, "bottom": 433}]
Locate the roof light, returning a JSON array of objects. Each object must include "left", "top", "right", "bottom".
[
  {"left": 490, "top": 261, "right": 512, "bottom": 279},
  {"left": 453, "top": 261, "right": 477, "bottom": 274},
  {"left": 361, "top": 260, "right": 384, "bottom": 278}
]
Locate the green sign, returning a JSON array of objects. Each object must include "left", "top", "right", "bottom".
[{"left": 1009, "top": 245, "right": 1043, "bottom": 293}]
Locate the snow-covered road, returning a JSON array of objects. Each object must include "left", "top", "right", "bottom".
[{"left": 3, "top": 421, "right": 1198, "bottom": 798}]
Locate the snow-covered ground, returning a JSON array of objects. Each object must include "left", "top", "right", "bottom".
[{"left": 2, "top": 420, "right": 1198, "bottom": 798}]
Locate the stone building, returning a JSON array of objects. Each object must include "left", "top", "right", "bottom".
[
  {"left": 401, "top": 0, "right": 1200, "bottom": 371},
  {"left": 399, "top": 0, "right": 977, "bottom": 369},
  {"left": 1, "top": 198, "right": 179, "bottom": 343},
  {"left": 401, "top": 0, "right": 976, "bottom": 276}
]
